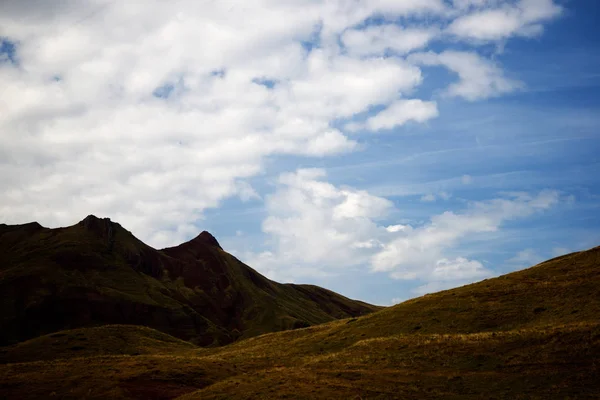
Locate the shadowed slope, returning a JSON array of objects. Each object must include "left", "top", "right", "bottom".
[{"left": 0, "top": 216, "right": 378, "bottom": 347}]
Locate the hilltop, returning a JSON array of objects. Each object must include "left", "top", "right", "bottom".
[
  {"left": 1, "top": 245, "right": 598, "bottom": 399},
  {"left": 0, "top": 215, "right": 378, "bottom": 347}
]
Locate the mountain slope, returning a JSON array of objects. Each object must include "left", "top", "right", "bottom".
[
  {"left": 0, "top": 325, "right": 196, "bottom": 364},
  {"left": 0, "top": 215, "right": 379, "bottom": 346},
  {"left": 1, "top": 246, "right": 598, "bottom": 399},
  {"left": 200, "top": 244, "right": 600, "bottom": 359}
]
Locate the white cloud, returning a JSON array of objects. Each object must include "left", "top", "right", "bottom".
[
  {"left": 0, "top": 1, "right": 430, "bottom": 247},
  {"left": 412, "top": 256, "right": 496, "bottom": 295},
  {"left": 245, "top": 168, "right": 394, "bottom": 280},
  {"left": 247, "top": 167, "right": 561, "bottom": 287},
  {"left": 461, "top": 174, "right": 473, "bottom": 184},
  {"left": 409, "top": 50, "right": 522, "bottom": 100},
  {"left": 412, "top": 274, "right": 489, "bottom": 295},
  {"left": 371, "top": 190, "right": 560, "bottom": 280},
  {"left": 386, "top": 224, "right": 412, "bottom": 233},
  {"left": 0, "top": 0, "right": 564, "bottom": 251},
  {"left": 431, "top": 257, "right": 490, "bottom": 281},
  {"left": 364, "top": 99, "right": 439, "bottom": 131},
  {"left": 447, "top": 0, "right": 563, "bottom": 41},
  {"left": 341, "top": 24, "right": 438, "bottom": 57},
  {"left": 508, "top": 248, "right": 544, "bottom": 267},
  {"left": 400, "top": 257, "right": 495, "bottom": 295}
]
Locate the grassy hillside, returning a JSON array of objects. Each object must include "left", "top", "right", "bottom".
[
  {"left": 1, "top": 246, "right": 598, "bottom": 399},
  {"left": 0, "top": 325, "right": 196, "bottom": 364},
  {"left": 0, "top": 216, "right": 378, "bottom": 347}
]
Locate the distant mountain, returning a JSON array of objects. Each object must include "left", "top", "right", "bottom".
[
  {"left": 0, "top": 215, "right": 379, "bottom": 346},
  {"left": 1, "top": 244, "right": 598, "bottom": 399}
]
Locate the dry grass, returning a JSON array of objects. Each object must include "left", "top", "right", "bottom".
[{"left": 1, "top": 246, "right": 599, "bottom": 399}]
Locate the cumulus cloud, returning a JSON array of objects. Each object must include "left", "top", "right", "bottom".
[
  {"left": 386, "top": 224, "right": 412, "bottom": 233},
  {"left": 346, "top": 98, "right": 439, "bottom": 132},
  {"left": 371, "top": 190, "right": 560, "bottom": 280},
  {"left": 341, "top": 25, "right": 438, "bottom": 57},
  {"left": 0, "top": 1, "right": 430, "bottom": 247},
  {"left": 431, "top": 257, "right": 491, "bottom": 281},
  {"left": 0, "top": 0, "right": 563, "bottom": 250},
  {"left": 365, "top": 99, "right": 439, "bottom": 131},
  {"left": 447, "top": 0, "right": 563, "bottom": 41},
  {"left": 245, "top": 169, "right": 393, "bottom": 280},
  {"left": 409, "top": 50, "right": 522, "bottom": 100},
  {"left": 248, "top": 168, "right": 560, "bottom": 287},
  {"left": 412, "top": 256, "right": 495, "bottom": 295}
]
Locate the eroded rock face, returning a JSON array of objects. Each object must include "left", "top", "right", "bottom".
[
  {"left": 79, "top": 215, "right": 116, "bottom": 251},
  {"left": 0, "top": 216, "right": 379, "bottom": 347}
]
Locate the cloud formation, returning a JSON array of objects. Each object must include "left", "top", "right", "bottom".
[
  {"left": 245, "top": 168, "right": 393, "bottom": 280},
  {"left": 409, "top": 51, "right": 522, "bottom": 100},
  {"left": 248, "top": 169, "right": 560, "bottom": 287},
  {"left": 447, "top": 0, "right": 563, "bottom": 41},
  {"left": 371, "top": 190, "right": 560, "bottom": 280},
  {"left": 0, "top": 0, "right": 563, "bottom": 253},
  {"left": 341, "top": 25, "right": 438, "bottom": 57}
]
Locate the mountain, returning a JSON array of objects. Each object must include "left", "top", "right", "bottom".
[
  {"left": 1, "top": 245, "right": 598, "bottom": 399},
  {"left": 0, "top": 215, "right": 379, "bottom": 347}
]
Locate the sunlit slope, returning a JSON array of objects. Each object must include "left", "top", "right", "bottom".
[
  {"left": 207, "top": 245, "right": 600, "bottom": 361},
  {"left": 186, "top": 245, "right": 600, "bottom": 398}
]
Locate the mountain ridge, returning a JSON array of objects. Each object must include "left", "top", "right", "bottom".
[{"left": 0, "top": 216, "right": 379, "bottom": 347}]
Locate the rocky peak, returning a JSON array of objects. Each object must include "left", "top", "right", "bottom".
[
  {"left": 78, "top": 215, "right": 116, "bottom": 251},
  {"left": 190, "top": 231, "right": 222, "bottom": 250}
]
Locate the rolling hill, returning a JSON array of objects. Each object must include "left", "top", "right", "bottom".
[
  {"left": 0, "top": 245, "right": 598, "bottom": 399},
  {"left": 0, "top": 215, "right": 378, "bottom": 347}
]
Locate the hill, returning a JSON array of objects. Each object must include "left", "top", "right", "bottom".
[
  {"left": 0, "top": 325, "right": 196, "bottom": 364},
  {"left": 0, "top": 245, "right": 598, "bottom": 399},
  {"left": 0, "top": 215, "right": 379, "bottom": 347}
]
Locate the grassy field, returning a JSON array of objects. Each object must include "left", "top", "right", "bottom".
[{"left": 1, "top": 246, "right": 598, "bottom": 399}]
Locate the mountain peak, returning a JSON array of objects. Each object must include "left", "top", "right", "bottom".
[
  {"left": 79, "top": 214, "right": 108, "bottom": 224},
  {"left": 77, "top": 215, "right": 119, "bottom": 250},
  {"left": 191, "top": 231, "right": 222, "bottom": 249}
]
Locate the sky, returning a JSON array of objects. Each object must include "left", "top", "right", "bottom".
[{"left": 1, "top": 0, "right": 599, "bottom": 305}]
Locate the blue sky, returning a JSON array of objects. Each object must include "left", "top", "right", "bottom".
[{"left": 0, "top": 0, "right": 599, "bottom": 305}]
